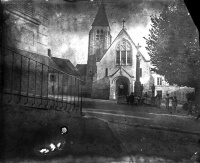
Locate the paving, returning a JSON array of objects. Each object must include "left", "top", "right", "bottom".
[
  {"left": 82, "top": 99, "right": 200, "bottom": 135},
  {"left": 2, "top": 99, "right": 200, "bottom": 163}
]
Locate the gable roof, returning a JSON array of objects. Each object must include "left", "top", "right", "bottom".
[
  {"left": 137, "top": 51, "right": 150, "bottom": 62},
  {"left": 109, "top": 67, "right": 134, "bottom": 78},
  {"left": 51, "top": 57, "right": 80, "bottom": 76},
  {"left": 92, "top": 2, "right": 109, "bottom": 27},
  {"left": 99, "top": 28, "right": 149, "bottom": 62}
]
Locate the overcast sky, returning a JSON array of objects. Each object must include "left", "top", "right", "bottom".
[{"left": 41, "top": 0, "right": 180, "bottom": 65}]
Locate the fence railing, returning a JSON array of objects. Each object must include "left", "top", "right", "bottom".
[{"left": 0, "top": 47, "right": 83, "bottom": 115}]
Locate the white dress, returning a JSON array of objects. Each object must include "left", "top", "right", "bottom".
[{"left": 169, "top": 99, "right": 172, "bottom": 107}]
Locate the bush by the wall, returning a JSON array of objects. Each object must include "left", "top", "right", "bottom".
[{"left": 186, "top": 92, "right": 195, "bottom": 101}]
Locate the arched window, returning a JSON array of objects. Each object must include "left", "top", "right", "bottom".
[
  {"left": 96, "top": 29, "right": 104, "bottom": 41},
  {"left": 116, "top": 39, "right": 132, "bottom": 65},
  {"left": 96, "top": 30, "right": 100, "bottom": 40}
]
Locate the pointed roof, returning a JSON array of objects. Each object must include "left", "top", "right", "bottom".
[
  {"left": 99, "top": 28, "right": 150, "bottom": 62},
  {"left": 92, "top": 2, "right": 109, "bottom": 27},
  {"left": 51, "top": 57, "right": 80, "bottom": 76},
  {"left": 109, "top": 67, "right": 134, "bottom": 78}
]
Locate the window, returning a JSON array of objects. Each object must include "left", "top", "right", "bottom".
[
  {"left": 96, "top": 29, "right": 104, "bottom": 41},
  {"left": 50, "top": 74, "right": 56, "bottom": 82},
  {"left": 105, "top": 68, "right": 108, "bottom": 77},
  {"left": 116, "top": 39, "right": 132, "bottom": 65},
  {"left": 140, "top": 68, "right": 142, "bottom": 77},
  {"left": 96, "top": 30, "right": 100, "bottom": 40},
  {"left": 157, "top": 77, "right": 162, "bottom": 85},
  {"left": 116, "top": 51, "right": 120, "bottom": 65}
]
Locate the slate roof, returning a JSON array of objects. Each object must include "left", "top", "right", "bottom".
[
  {"left": 51, "top": 57, "right": 80, "bottom": 76},
  {"left": 92, "top": 2, "right": 109, "bottom": 27},
  {"left": 12, "top": 48, "right": 60, "bottom": 70}
]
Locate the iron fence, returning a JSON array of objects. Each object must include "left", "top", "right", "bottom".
[{"left": 0, "top": 47, "right": 83, "bottom": 115}]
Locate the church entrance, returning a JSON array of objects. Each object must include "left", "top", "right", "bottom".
[{"left": 116, "top": 77, "right": 129, "bottom": 96}]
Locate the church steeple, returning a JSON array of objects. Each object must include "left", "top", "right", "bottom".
[
  {"left": 86, "top": 1, "right": 112, "bottom": 94},
  {"left": 92, "top": 2, "right": 109, "bottom": 27}
]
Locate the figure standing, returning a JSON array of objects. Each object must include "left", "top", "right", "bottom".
[
  {"left": 173, "top": 96, "right": 178, "bottom": 110},
  {"left": 169, "top": 97, "right": 173, "bottom": 110},
  {"left": 129, "top": 92, "right": 135, "bottom": 105},
  {"left": 165, "top": 94, "right": 170, "bottom": 110},
  {"left": 187, "top": 98, "right": 193, "bottom": 115},
  {"left": 144, "top": 92, "right": 148, "bottom": 106},
  {"left": 126, "top": 93, "right": 130, "bottom": 105},
  {"left": 155, "top": 94, "right": 161, "bottom": 108},
  {"left": 135, "top": 96, "right": 138, "bottom": 106}
]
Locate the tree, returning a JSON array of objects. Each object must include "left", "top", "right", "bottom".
[{"left": 144, "top": 0, "right": 200, "bottom": 101}]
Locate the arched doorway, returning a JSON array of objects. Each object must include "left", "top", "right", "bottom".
[{"left": 116, "top": 77, "right": 129, "bottom": 96}]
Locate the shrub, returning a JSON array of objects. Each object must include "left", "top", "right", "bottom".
[{"left": 186, "top": 92, "right": 195, "bottom": 101}]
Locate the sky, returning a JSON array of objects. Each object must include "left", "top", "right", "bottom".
[{"left": 41, "top": 0, "right": 177, "bottom": 65}]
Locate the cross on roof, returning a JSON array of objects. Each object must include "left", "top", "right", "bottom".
[
  {"left": 136, "top": 43, "right": 141, "bottom": 49},
  {"left": 122, "top": 19, "right": 126, "bottom": 29}
]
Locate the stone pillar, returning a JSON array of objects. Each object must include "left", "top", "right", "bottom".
[{"left": 134, "top": 55, "right": 141, "bottom": 96}]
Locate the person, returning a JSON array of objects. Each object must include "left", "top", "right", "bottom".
[
  {"left": 135, "top": 96, "right": 138, "bottom": 106},
  {"left": 144, "top": 92, "right": 148, "bottom": 106},
  {"left": 119, "top": 84, "right": 124, "bottom": 96},
  {"left": 155, "top": 94, "right": 161, "bottom": 108},
  {"left": 140, "top": 95, "right": 144, "bottom": 105},
  {"left": 173, "top": 96, "right": 178, "bottom": 110},
  {"left": 129, "top": 92, "right": 135, "bottom": 105},
  {"left": 169, "top": 97, "right": 173, "bottom": 110},
  {"left": 165, "top": 94, "right": 170, "bottom": 110},
  {"left": 126, "top": 93, "right": 130, "bottom": 105},
  {"left": 187, "top": 98, "right": 193, "bottom": 116},
  {"left": 138, "top": 96, "right": 141, "bottom": 105}
]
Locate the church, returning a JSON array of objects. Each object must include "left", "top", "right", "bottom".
[{"left": 82, "top": 2, "right": 152, "bottom": 100}]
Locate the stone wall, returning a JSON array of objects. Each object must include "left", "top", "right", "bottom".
[
  {"left": 4, "top": 7, "right": 49, "bottom": 56},
  {"left": 91, "top": 77, "right": 110, "bottom": 100}
]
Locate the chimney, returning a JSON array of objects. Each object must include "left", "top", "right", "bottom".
[{"left": 48, "top": 49, "right": 52, "bottom": 57}]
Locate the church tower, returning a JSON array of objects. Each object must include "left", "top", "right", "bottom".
[{"left": 86, "top": 2, "right": 112, "bottom": 95}]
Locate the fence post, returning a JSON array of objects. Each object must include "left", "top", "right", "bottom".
[
  {"left": 44, "top": 66, "right": 49, "bottom": 108},
  {"left": 17, "top": 55, "right": 23, "bottom": 104},
  {"left": 25, "top": 58, "right": 30, "bottom": 105},
  {"left": 80, "top": 81, "right": 82, "bottom": 116},
  {"left": 8, "top": 52, "right": 15, "bottom": 103}
]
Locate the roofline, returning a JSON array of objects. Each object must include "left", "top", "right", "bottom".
[
  {"left": 109, "top": 67, "right": 134, "bottom": 78},
  {"left": 99, "top": 28, "right": 150, "bottom": 62}
]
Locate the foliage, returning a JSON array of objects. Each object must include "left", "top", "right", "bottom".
[
  {"left": 144, "top": 0, "right": 200, "bottom": 93},
  {"left": 186, "top": 92, "right": 196, "bottom": 101}
]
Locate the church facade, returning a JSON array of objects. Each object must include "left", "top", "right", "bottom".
[{"left": 85, "top": 3, "right": 152, "bottom": 100}]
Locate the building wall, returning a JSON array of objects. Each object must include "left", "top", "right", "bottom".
[
  {"left": 96, "top": 35, "right": 137, "bottom": 81},
  {"left": 34, "top": 3, "right": 50, "bottom": 56},
  {"left": 151, "top": 73, "right": 194, "bottom": 101},
  {"left": 140, "top": 59, "right": 151, "bottom": 91},
  {"left": 4, "top": 2, "right": 49, "bottom": 56},
  {"left": 48, "top": 73, "right": 80, "bottom": 96},
  {"left": 95, "top": 34, "right": 139, "bottom": 99},
  {"left": 5, "top": 10, "right": 40, "bottom": 53}
]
